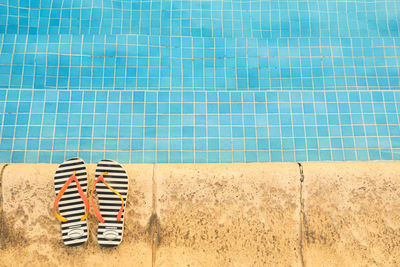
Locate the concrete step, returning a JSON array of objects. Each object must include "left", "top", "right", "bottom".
[{"left": 1, "top": 162, "right": 399, "bottom": 266}]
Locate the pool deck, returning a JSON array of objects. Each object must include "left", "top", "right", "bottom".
[{"left": 1, "top": 162, "right": 400, "bottom": 266}]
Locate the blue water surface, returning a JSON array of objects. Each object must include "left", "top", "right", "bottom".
[{"left": 0, "top": 0, "right": 399, "bottom": 163}]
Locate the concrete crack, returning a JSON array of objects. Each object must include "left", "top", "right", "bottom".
[
  {"left": 149, "top": 212, "right": 160, "bottom": 267},
  {"left": 298, "top": 162, "right": 306, "bottom": 267},
  {"left": 0, "top": 164, "right": 9, "bottom": 249},
  {"left": 148, "top": 164, "right": 160, "bottom": 267}
]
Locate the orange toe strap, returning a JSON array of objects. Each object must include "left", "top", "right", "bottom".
[
  {"left": 91, "top": 172, "right": 125, "bottom": 223},
  {"left": 53, "top": 171, "right": 89, "bottom": 222}
]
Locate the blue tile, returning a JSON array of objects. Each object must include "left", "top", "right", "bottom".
[{"left": 2, "top": 1, "right": 400, "bottom": 164}]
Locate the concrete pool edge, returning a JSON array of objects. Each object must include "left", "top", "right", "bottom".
[{"left": 1, "top": 162, "right": 399, "bottom": 266}]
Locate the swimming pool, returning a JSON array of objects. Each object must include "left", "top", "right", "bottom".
[{"left": 1, "top": 0, "right": 399, "bottom": 163}]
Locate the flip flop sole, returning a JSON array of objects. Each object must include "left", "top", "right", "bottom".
[
  {"left": 95, "top": 159, "right": 129, "bottom": 247},
  {"left": 54, "top": 158, "right": 88, "bottom": 246}
]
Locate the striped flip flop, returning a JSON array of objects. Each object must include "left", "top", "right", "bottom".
[
  {"left": 91, "top": 159, "right": 129, "bottom": 247},
  {"left": 53, "top": 158, "right": 89, "bottom": 246}
]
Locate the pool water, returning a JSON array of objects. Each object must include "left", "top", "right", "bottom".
[{"left": 0, "top": 0, "right": 399, "bottom": 163}]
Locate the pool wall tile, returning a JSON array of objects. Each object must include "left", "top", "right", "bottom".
[{"left": 1, "top": 89, "right": 399, "bottom": 163}]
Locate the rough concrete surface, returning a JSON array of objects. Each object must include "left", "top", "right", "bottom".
[
  {"left": 302, "top": 162, "right": 400, "bottom": 267},
  {"left": 155, "top": 163, "right": 301, "bottom": 266},
  {"left": 1, "top": 164, "right": 153, "bottom": 267},
  {"left": 1, "top": 162, "right": 400, "bottom": 267}
]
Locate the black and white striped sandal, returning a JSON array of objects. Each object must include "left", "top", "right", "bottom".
[
  {"left": 53, "top": 158, "right": 89, "bottom": 246},
  {"left": 91, "top": 159, "right": 129, "bottom": 247}
]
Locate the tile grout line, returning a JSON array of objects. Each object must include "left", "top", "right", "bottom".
[
  {"left": 298, "top": 162, "right": 306, "bottom": 267},
  {"left": 0, "top": 164, "right": 9, "bottom": 250}
]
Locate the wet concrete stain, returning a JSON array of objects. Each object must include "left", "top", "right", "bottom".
[
  {"left": 1, "top": 164, "right": 153, "bottom": 266},
  {"left": 302, "top": 162, "right": 400, "bottom": 266}
]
